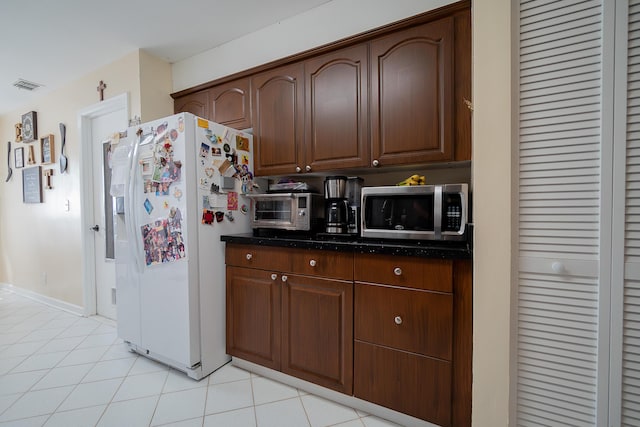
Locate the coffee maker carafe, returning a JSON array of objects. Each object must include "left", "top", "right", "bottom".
[
  {"left": 345, "top": 177, "right": 363, "bottom": 235},
  {"left": 324, "top": 176, "right": 349, "bottom": 234}
]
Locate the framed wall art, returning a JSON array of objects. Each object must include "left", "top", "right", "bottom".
[
  {"left": 21, "top": 111, "right": 37, "bottom": 143},
  {"left": 40, "top": 134, "right": 54, "bottom": 164},
  {"left": 22, "top": 166, "right": 42, "bottom": 203},
  {"left": 14, "top": 147, "right": 24, "bottom": 168}
]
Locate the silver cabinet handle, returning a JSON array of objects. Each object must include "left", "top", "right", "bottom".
[
  {"left": 394, "top": 316, "right": 402, "bottom": 325},
  {"left": 281, "top": 275, "right": 288, "bottom": 282},
  {"left": 246, "top": 253, "right": 252, "bottom": 260},
  {"left": 309, "top": 259, "right": 317, "bottom": 267},
  {"left": 295, "top": 166, "right": 302, "bottom": 173},
  {"left": 305, "top": 165, "right": 312, "bottom": 172},
  {"left": 372, "top": 159, "right": 380, "bottom": 167},
  {"left": 271, "top": 274, "right": 277, "bottom": 280},
  {"left": 393, "top": 267, "right": 402, "bottom": 276}
]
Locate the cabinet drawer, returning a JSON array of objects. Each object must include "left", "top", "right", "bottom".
[
  {"left": 354, "top": 341, "right": 451, "bottom": 426},
  {"left": 354, "top": 254, "right": 452, "bottom": 292},
  {"left": 225, "top": 244, "right": 291, "bottom": 271},
  {"left": 290, "top": 249, "right": 353, "bottom": 280},
  {"left": 355, "top": 283, "right": 452, "bottom": 360}
]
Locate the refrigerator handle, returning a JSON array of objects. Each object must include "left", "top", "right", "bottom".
[{"left": 126, "top": 132, "right": 144, "bottom": 273}]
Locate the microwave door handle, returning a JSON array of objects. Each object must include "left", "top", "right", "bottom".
[
  {"left": 434, "top": 186, "right": 443, "bottom": 239},
  {"left": 382, "top": 200, "right": 393, "bottom": 227}
]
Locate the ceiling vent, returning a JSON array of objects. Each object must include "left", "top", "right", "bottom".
[{"left": 13, "top": 79, "right": 42, "bottom": 91}]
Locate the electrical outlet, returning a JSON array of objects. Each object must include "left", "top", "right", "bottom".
[
  {"left": 111, "top": 288, "right": 116, "bottom": 305},
  {"left": 64, "top": 200, "right": 70, "bottom": 211}
]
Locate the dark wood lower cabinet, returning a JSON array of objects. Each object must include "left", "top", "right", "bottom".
[
  {"left": 226, "top": 266, "right": 280, "bottom": 370},
  {"left": 225, "top": 244, "right": 472, "bottom": 426},
  {"left": 354, "top": 341, "right": 452, "bottom": 427},
  {"left": 282, "top": 275, "right": 353, "bottom": 394}
]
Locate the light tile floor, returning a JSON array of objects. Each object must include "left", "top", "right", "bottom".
[{"left": 0, "top": 289, "right": 401, "bottom": 427}]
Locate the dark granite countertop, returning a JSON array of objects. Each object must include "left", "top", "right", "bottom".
[{"left": 221, "top": 228, "right": 473, "bottom": 259}]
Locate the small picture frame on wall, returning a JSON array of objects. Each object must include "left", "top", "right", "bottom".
[
  {"left": 21, "top": 111, "right": 37, "bottom": 143},
  {"left": 40, "top": 134, "right": 54, "bottom": 164},
  {"left": 14, "top": 147, "right": 24, "bottom": 168}
]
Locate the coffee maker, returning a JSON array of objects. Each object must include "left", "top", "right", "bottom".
[
  {"left": 345, "top": 177, "right": 363, "bottom": 235},
  {"left": 324, "top": 176, "right": 349, "bottom": 234}
]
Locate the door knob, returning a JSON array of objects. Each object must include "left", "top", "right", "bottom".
[{"left": 91, "top": 225, "right": 100, "bottom": 232}]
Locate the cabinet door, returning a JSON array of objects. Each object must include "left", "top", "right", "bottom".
[
  {"left": 370, "top": 18, "right": 454, "bottom": 166},
  {"left": 281, "top": 274, "right": 353, "bottom": 394},
  {"left": 174, "top": 91, "right": 209, "bottom": 118},
  {"left": 251, "top": 63, "right": 304, "bottom": 176},
  {"left": 226, "top": 266, "right": 281, "bottom": 370},
  {"left": 304, "top": 44, "right": 369, "bottom": 171},
  {"left": 209, "top": 78, "right": 251, "bottom": 129}
]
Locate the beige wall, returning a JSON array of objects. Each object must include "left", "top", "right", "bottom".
[
  {"left": 472, "top": 0, "right": 513, "bottom": 425},
  {"left": 139, "top": 50, "right": 174, "bottom": 122},
  {"left": 0, "top": 49, "right": 172, "bottom": 306}
]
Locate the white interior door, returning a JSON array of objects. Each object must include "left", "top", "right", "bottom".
[
  {"left": 90, "top": 110, "right": 126, "bottom": 320},
  {"left": 79, "top": 94, "right": 128, "bottom": 320}
]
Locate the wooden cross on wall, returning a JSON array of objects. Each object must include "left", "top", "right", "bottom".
[{"left": 97, "top": 80, "right": 107, "bottom": 101}]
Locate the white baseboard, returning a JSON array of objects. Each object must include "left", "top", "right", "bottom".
[{"left": 0, "top": 283, "right": 84, "bottom": 317}]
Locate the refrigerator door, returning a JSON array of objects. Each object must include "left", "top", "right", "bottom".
[
  {"left": 193, "top": 119, "right": 254, "bottom": 374},
  {"left": 117, "top": 113, "right": 200, "bottom": 369}
]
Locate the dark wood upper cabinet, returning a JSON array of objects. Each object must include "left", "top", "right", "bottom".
[
  {"left": 172, "top": 2, "right": 471, "bottom": 173},
  {"left": 370, "top": 17, "right": 454, "bottom": 166},
  {"left": 209, "top": 78, "right": 251, "bottom": 129},
  {"left": 251, "top": 63, "right": 305, "bottom": 176},
  {"left": 173, "top": 91, "right": 208, "bottom": 118},
  {"left": 304, "top": 44, "right": 369, "bottom": 171}
]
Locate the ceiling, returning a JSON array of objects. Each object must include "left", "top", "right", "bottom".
[{"left": 0, "top": 0, "right": 331, "bottom": 115}]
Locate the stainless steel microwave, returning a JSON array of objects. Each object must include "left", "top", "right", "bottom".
[
  {"left": 247, "top": 193, "right": 324, "bottom": 231},
  {"left": 361, "top": 184, "right": 469, "bottom": 241}
]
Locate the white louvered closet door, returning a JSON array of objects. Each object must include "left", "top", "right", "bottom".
[
  {"left": 518, "top": 0, "right": 640, "bottom": 426},
  {"left": 620, "top": 1, "right": 640, "bottom": 424},
  {"left": 517, "top": 1, "right": 605, "bottom": 426}
]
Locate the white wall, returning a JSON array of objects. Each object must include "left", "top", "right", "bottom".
[{"left": 172, "top": 0, "right": 454, "bottom": 92}]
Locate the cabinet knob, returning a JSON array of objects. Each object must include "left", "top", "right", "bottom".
[
  {"left": 393, "top": 267, "right": 402, "bottom": 276},
  {"left": 551, "top": 262, "right": 564, "bottom": 274},
  {"left": 281, "top": 275, "right": 288, "bottom": 282},
  {"left": 271, "top": 273, "right": 277, "bottom": 281},
  {"left": 372, "top": 159, "right": 380, "bottom": 167},
  {"left": 305, "top": 165, "right": 312, "bottom": 172},
  {"left": 246, "top": 253, "right": 253, "bottom": 261},
  {"left": 295, "top": 166, "right": 302, "bottom": 173},
  {"left": 309, "top": 259, "right": 317, "bottom": 267},
  {"left": 394, "top": 316, "right": 403, "bottom": 325}
]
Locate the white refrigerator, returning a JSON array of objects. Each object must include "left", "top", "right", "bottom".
[{"left": 113, "top": 112, "right": 254, "bottom": 379}]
